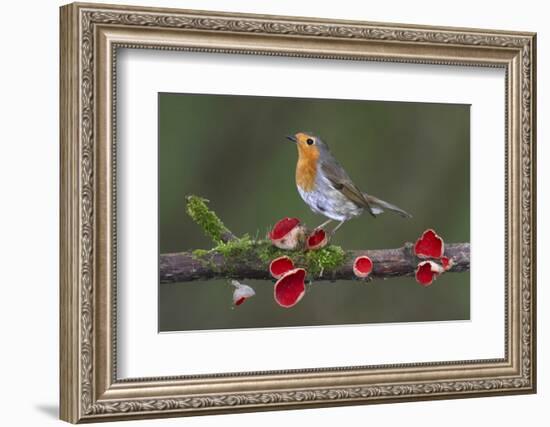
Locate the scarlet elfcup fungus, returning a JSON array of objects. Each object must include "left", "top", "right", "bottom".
[
  {"left": 415, "top": 261, "right": 444, "bottom": 287},
  {"left": 441, "top": 256, "right": 454, "bottom": 271},
  {"left": 274, "top": 268, "right": 306, "bottom": 308},
  {"left": 306, "top": 228, "right": 329, "bottom": 250},
  {"left": 269, "top": 256, "right": 295, "bottom": 279},
  {"left": 230, "top": 280, "right": 255, "bottom": 306},
  {"left": 353, "top": 255, "right": 373, "bottom": 278},
  {"left": 268, "top": 217, "right": 305, "bottom": 250},
  {"left": 414, "top": 229, "right": 445, "bottom": 259}
]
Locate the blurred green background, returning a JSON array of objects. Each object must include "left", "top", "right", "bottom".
[{"left": 158, "top": 93, "right": 470, "bottom": 332}]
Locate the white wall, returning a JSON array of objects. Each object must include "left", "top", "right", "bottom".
[{"left": 0, "top": 0, "right": 546, "bottom": 426}]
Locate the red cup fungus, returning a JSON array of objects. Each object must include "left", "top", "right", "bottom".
[
  {"left": 441, "top": 256, "right": 454, "bottom": 271},
  {"left": 306, "top": 228, "right": 329, "bottom": 250},
  {"left": 353, "top": 255, "right": 373, "bottom": 278},
  {"left": 415, "top": 261, "right": 444, "bottom": 287},
  {"left": 274, "top": 268, "right": 306, "bottom": 308},
  {"left": 269, "top": 256, "right": 295, "bottom": 279},
  {"left": 414, "top": 229, "right": 444, "bottom": 259},
  {"left": 268, "top": 217, "right": 305, "bottom": 250},
  {"left": 230, "top": 280, "right": 255, "bottom": 306}
]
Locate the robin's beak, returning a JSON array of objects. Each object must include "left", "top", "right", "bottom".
[{"left": 286, "top": 135, "right": 297, "bottom": 143}]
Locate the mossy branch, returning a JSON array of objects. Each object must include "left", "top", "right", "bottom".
[
  {"left": 160, "top": 196, "right": 470, "bottom": 283},
  {"left": 160, "top": 242, "right": 469, "bottom": 283}
]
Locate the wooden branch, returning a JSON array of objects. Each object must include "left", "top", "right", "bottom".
[
  {"left": 160, "top": 242, "right": 470, "bottom": 283},
  {"left": 161, "top": 195, "right": 470, "bottom": 284}
]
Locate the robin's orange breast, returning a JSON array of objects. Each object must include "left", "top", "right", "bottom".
[{"left": 295, "top": 144, "right": 320, "bottom": 192}]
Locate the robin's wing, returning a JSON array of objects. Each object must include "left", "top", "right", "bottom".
[{"left": 320, "top": 160, "right": 376, "bottom": 217}]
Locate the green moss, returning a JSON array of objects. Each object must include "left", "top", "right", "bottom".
[
  {"left": 256, "top": 241, "right": 347, "bottom": 277},
  {"left": 185, "top": 195, "right": 231, "bottom": 245},
  {"left": 187, "top": 248, "right": 218, "bottom": 271},
  {"left": 215, "top": 235, "right": 254, "bottom": 258},
  {"left": 304, "top": 245, "right": 346, "bottom": 276},
  {"left": 184, "top": 195, "right": 347, "bottom": 278},
  {"left": 192, "top": 248, "right": 210, "bottom": 258},
  {"left": 256, "top": 241, "right": 289, "bottom": 264}
]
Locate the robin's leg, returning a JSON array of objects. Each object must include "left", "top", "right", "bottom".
[
  {"left": 315, "top": 219, "right": 333, "bottom": 230},
  {"left": 330, "top": 220, "right": 346, "bottom": 235}
]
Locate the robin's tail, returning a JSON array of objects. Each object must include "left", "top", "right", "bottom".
[{"left": 364, "top": 194, "right": 412, "bottom": 218}]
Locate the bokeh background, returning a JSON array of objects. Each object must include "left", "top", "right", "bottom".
[{"left": 158, "top": 93, "right": 470, "bottom": 332}]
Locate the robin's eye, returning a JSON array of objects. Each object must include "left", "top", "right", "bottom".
[{"left": 306, "top": 138, "right": 314, "bottom": 145}]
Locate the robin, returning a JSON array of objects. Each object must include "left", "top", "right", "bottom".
[{"left": 286, "top": 131, "right": 412, "bottom": 234}]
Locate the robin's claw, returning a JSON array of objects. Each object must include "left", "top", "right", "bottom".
[
  {"left": 314, "top": 219, "right": 333, "bottom": 231},
  {"left": 330, "top": 220, "right": 346, "bottom": 235}
]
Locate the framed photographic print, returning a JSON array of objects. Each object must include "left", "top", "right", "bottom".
[{"left": 60, "top": 2, "right": 537, "bottom": 423}]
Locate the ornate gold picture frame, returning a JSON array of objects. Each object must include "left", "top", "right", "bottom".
[{"left": 60, "top": 2, "right": 536, "bottom": 423}]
